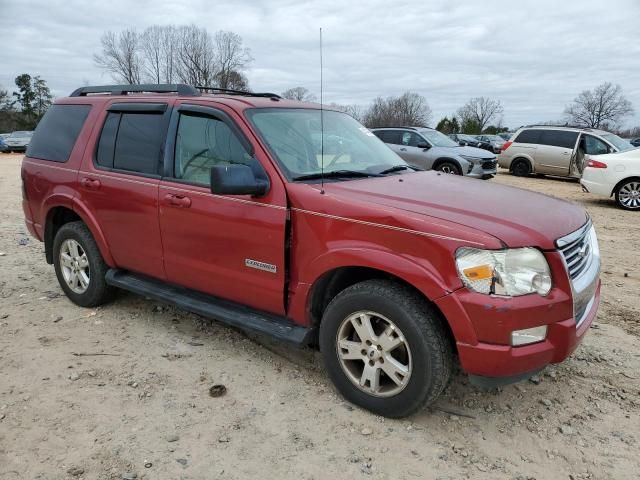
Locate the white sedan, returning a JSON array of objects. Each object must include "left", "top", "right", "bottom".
[{"left": 581, "top": 148, "right": 640, "bottom": 210}]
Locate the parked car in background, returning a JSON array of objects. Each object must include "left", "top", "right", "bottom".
[
  {"left": 21, "top": 83, "right": 600, "bottom": 417},
  {"left": 581, "top": 148, "right": 640, "bottom": 210},
  {"left": 0, "top": 133, "right": 11, "bottom": 140},
  {"left": 630, "top": 138, "right": 640, "bottom": 147},
  {"left": 373, "top": 127, "right": 497, "bottom": 178},
  {"left": 499, "top": 125, "right": 634, "bottom": 177},
  {"left": 3, "top": 131, "right": 33, "bottom": 153},
  {"left": 476, "top": 134, "right": 506, "bottom": 153},
  {"left": 498, "top": 132, "right": 513, "bottom": 141},
  {"left": 448, "top": 133, "right": 486, "bottom": 149},
  {"left": 0, "top": 136, "right": 8, "bottom": 152}
]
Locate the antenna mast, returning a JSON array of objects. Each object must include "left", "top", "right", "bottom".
[{"left": 319, "top": 27, "right": 325, "bottom": 194}]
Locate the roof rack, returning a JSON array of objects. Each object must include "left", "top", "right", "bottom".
[
  {"left": 70, "top": 84, "right": 200, "bottom": 97},
  {"left": 522, "top": 124, "right": 594, "bottom": 130},
  {"left": 196, "top": 86, "right": 281, "bottom": 99}
]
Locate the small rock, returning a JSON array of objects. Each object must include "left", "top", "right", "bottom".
[
  {"left": 121, "top": 473, "right": 137, "bottom": 480},
  {"left": 128, "top": 381, "right": 139, "bottom": 388},
  {"left": 624, "top": 272, "right": 629, "bottom": 278},
  {"left": 0, "top": 252, "right": 6, "bottom": 256},
  {"left": 560, "top": 425, "right": 573, "bottom": 435},
  {"left": 176, "top": 458, "right": 188, "bottom": 466},
  {"left": 144, "top": 461, "right": 152, "bottom": 468},
  {"left": 166, "top": 434, "right": 179, "bottom": 442},
  {"left": 69, "top": 372, "right": 80, "bottom": 381},
  {"left": 18, "top": 238, "right": 29, "bottom": 246},
  {"left": 209, "top": 384, "right": 227, "bottom": 398},
  {"left": 0, "top": 414, "right": 5, "bottom": 420},
  {"left": 53, "top": 316, "right": 63, "bottom": 323},
  {"left": 529, "top": 375, "right": 542, "bottom": 385},
  {"left": 347, "top": 454, "right": 361, "bottom": 463},
  {"left": 87, "top": 371, "right": 96, "bottom": 377},
  {"left": 1, "top": 314, "right": 9, "bottom": 319},
  {"left": 361, "top": 427, "right": 373, "bottom": 436},
  {"left": 541, "top": 399, "right": 552, "bottom": 407},
  {"left": 67, "top": 466, "right": 84, "bottom": 476},
  {"left": 218, "top": 435, "right": 230, "bottom": 443}
]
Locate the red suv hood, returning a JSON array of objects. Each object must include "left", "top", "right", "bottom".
[{"left": 322, "top": 172, "right": 587, "bottom": 250}]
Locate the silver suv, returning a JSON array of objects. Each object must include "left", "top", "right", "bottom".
[
  {"left": 372, "top": 127, "right": 497, "bottom": 179},
  {"left": 499, "top": 125, "right": 634, "bottom": 177}
]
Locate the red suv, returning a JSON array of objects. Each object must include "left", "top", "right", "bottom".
[{"left": 22, "top": 84, "right": 601, "bottom": 417}]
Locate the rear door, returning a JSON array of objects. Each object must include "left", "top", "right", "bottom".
[
  {"left": 157, "top": 102, "right": 288, "bottom": 315},
  {"left": 535, "top": 130, "right": 580, "bottom": 176},
  {"left": 78, "top": 102, "right": 169, "bottom": 279}
]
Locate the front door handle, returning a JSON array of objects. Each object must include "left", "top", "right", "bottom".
[
  {"left": 80, "top": 177, "right": 101, "bottom": 190},
  {"left": 164, "top": 193, "right": 192, "bottom": 208}
]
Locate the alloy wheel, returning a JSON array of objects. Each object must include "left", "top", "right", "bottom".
[
  {"left": 618, "top": 181, "right": 640, "bottom": 209},
  {"left": 59, "top": 239, "right": 90, "bottom": 294},
  {"left": 336, "top": 311, "right": 412, "bottom": 397}
]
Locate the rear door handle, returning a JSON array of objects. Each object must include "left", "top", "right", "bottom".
[
  {"left": 163, "top": 193, "right": 192, "bottom": 208},
  {"left": 80, "top": 177, "right": 101, "bottom": 190}
]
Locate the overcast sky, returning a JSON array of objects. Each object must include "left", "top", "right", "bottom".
[{"left": 2, "top": 0, "right": 639, "bottom": 128}]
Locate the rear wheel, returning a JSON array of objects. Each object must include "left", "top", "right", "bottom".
[
  {"left": 615, "top": 179, "right": 640, "bottom": 210},
  {"left": 511, "top": 158, "right": 531, "bottom": 177},
  {"left": 53, "top": 221, "right": 115, "bottom": 307},
  {"left": 435, "top": 161, "right": 462, "bottom": 175},
  {"left": 319, "top": 280, "right": 454, "bottom": 418}
]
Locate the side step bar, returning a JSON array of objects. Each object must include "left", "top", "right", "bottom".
[{"left": 105, "top": 269, "right": 314, "bottom": 346}]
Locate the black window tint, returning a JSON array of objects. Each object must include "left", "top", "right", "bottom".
[
  {"left": 385, "top": 130, "right": 404, "bottom": 145},
  {"left": 514, "top": 129, "right": 542, "bottom": 144},
  {"left": 540, "top": 130, "right": 579, "bottom": 149},
  {"left": 583, "top": 135, "right": 610, "bottom": 155},
  {"left": 113, "top": 113, "right": 164, "bottom": 175},
  {"left": 96, "top": 112, "right": 120, "bottom": 169},
  {"left": 372, "top": 130, "right": 386, "bottom": 141},
  {"left": 174, "top": 113, "right": 255, "bottom": 186},
  {"left": 27, "top": 104, "right": 90, "bottom": 162}
]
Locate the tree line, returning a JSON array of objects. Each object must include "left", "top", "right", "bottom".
[
  {"left": 0, "top": 74, "right": 53, "bottom": 132},
  {"left": 94, "top": 25, "right": 252, "bottom": 90}
]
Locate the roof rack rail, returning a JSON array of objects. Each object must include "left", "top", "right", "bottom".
[
  {"left": 69, "top": 84, "right": 200, "bottom": 97},
  {"left": 196, "top": 86, "right": 281, "bottom": 99},
  {"left": 521, "top": 124, "right": 593, "bottom": 130}
]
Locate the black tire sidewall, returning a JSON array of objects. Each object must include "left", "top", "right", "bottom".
[
  {"left": 53, "top": 223, "right": 111, "bottom": 307},
  {"left": 319, "top": 285, "right": 444, "bottom": 417},
  {"left": 437, "top": 161, "right": 462, "bottom": 176},
  {"left": 512, "top": 159, "right": 531, "bottom": 176}
]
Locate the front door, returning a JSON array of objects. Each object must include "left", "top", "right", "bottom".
[{"left": 158, "top": 103, "right": 288, "bottom": 315}]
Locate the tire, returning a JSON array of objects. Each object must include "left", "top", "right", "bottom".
[
  {"left": 53, "top": 221, "right": 115, "bottom": 307},
  {"left": 614, "top": 179, "right": 640, "bottom": 211},
  {"left": 435, "top": 161, "right": 462, "bottom": 175},
  {"left": 319, "top": 279, "right": 454, "bottom": 418},
  {"left": 511, "top": 158, "right": 531, "bottom": 177}
]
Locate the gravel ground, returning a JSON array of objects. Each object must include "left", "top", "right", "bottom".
[{"left": 1, "top": 153, "right": 638, "bottom": 479}]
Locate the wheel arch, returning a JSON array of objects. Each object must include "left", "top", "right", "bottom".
[
  {"left": 611, "top": 175, "right": 640, "bottom": 198},
  {"left": 432, "top": 157, "right": 465, "bottom": 173}
]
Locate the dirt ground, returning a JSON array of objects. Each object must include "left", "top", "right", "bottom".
[{"left": 1, "top": 153, "right": 638, "bottom": 480}]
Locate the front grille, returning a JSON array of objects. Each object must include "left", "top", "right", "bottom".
[
  {"left": 556, "top": 220, "right": 600, "bottom": 327},
  {"left": 482, "top": 160, "right": 497, "bottom": 170}
]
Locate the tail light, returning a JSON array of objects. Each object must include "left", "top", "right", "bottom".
[
  {"left": 501, "top": 141, "right": 512, "bottom": 152},
  {"left": 587, "top": 159, "right": 607, "bottom": 169}
]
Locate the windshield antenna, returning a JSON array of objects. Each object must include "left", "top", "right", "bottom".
[{"left": 319, "top": 27, "right": 325, "bottom": 195}]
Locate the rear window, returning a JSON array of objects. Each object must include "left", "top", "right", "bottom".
[
  {"left": 514, "top": 129, "right": 542, "bottom": 144},
  {"left": 27, "top": 105, "right": 91, "bottom": 162},
  {"left": 95, "top": 111, "right": 165, "bottom": 175},
  {"left": 540, "top": 130, "right": 579, "bottom": 149}
]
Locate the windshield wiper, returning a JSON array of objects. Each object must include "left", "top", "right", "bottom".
[
  {"left": 378, "top": 164, "right": 422, "bottom": 175},
  {"left": 292, "top": 170, "right": 382, "bottom": 181}
]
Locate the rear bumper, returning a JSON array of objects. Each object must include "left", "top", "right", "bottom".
[{"left": 580, "top": 173, "right": 612, "bottom": 197}]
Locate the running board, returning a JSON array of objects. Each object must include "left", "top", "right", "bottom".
[{"left": 105, "top": 269, "right": 314, "bottom": 346}]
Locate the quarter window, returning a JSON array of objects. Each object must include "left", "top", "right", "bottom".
[
  {"left": 173, "top": 113, "right": 255, "bottom": 186},
  {"left": 95, "top": 111, "right": 165, "bottom": 175},
  {"left": 27, "top": 104, "right": 91, "bottom": 162}
]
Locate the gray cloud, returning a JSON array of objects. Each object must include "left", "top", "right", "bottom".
[{"left": 1, "top": 0, "right": 639, "bottom": 128}]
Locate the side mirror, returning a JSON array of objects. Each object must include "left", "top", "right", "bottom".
[
  {"left": 416, "top": 142, "right": 430, "bottom": 149},
  {"left": 210, "top": 164, "right": 269, "bottom": 197}
]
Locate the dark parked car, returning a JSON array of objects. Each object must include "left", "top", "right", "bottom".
[
  {"left": 0, "top": 137, "right": 8, "bottom": 153},
  {"left": 630, "top": 138, "right": 640, "bottom": 147},
  {"left": 448, "top": 133, "right": 485, "bottom": 148}
]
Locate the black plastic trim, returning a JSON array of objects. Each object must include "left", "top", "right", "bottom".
[
  {"left": 468, "top": 367, "right": 545, "bottom": 389},
  {"left": 105, "top": 269, "right": 314, "bottom": 346},
  {"left": 108, "top": 102, "right": 168, "bottom": 113},
  {"left": 70, "top": 84, "right": 200, "bottom": 97}
]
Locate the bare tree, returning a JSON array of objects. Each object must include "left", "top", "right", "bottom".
[
  {"left": 362, "top": 92, "right": 432, "bottom": 128},
  {"left": 564, "top": 82, "right": 634, "bottom": 129},
  {"left": 175, "top": 25, "right": 218, "bottom": 86},
  {"left": 139, "top": 25, "right": 180, "bottom": 84},
  {"left": 457, "top": 97, "right": 503, "bottom": 133},
  {"left": 94, "top": 29, "right": 141, "bottom": 84},
  {"left": 282, "top": 87, "right": 316, "bottom": 102},
  {"left": 214, "top": 31, "right": 252, "bottom": 89}
]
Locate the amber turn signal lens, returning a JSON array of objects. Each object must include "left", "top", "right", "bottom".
[{"left": 462, "top": 264, "right": 493, "bottom": 280}]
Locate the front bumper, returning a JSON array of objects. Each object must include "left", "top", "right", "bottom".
[{"left": 466, "top": 159, "right": 497, "bottom": 178}]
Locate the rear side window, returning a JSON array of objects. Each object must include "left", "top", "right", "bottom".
[
  {"left": 96, "top": 112, "right": 165, "bottom": 175},
  {"left": 514, "top": 129, "right": 542, "bottom": 144},
  {"left": 27, "top": 104, "right": 91, "bottom": 162},
  {"left": 540, "top": 130, "right": 579, "bottom": 149},
  {"left": 373, "top": 130, "right": 388, "bottom": 142},
  {"left": 384, "top": 130, "right": 404, "bottom": 145}
]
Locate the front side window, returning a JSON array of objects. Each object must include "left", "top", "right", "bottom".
[
  {"left": 401, "top": 131, "right": 423, "bottom": 147},
  {"left": 583, "top": 135, "right": 610, "bottom": 155},
  {"left": 95, "top": 111, "right": 165, "bottom": 175},
  {"left": 247, "top": 109, "right": 406, "bottom": 180},
  {"left": 173, "top": 113, "right": 255, "bottom": 186}
]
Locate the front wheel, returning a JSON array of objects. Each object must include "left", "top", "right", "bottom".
[
  {"left": 53, "top": 221, "right": 115, "bottom": 307},
  {"left": 435, "top": 161, "right": 462, "bottom": 175},
  {"left": 615, "top": 179, "right": 640, "bottom": 210},
  {"left": 319, "top": 280, "right": 454, "bottom": 418}
]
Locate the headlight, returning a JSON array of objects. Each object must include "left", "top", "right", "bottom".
[
  {"left": 455, "top": 247, "right": 552, "bottom": 296},
  {"left": 460, "top": 154, "right": 482, "bottom": 163}
]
